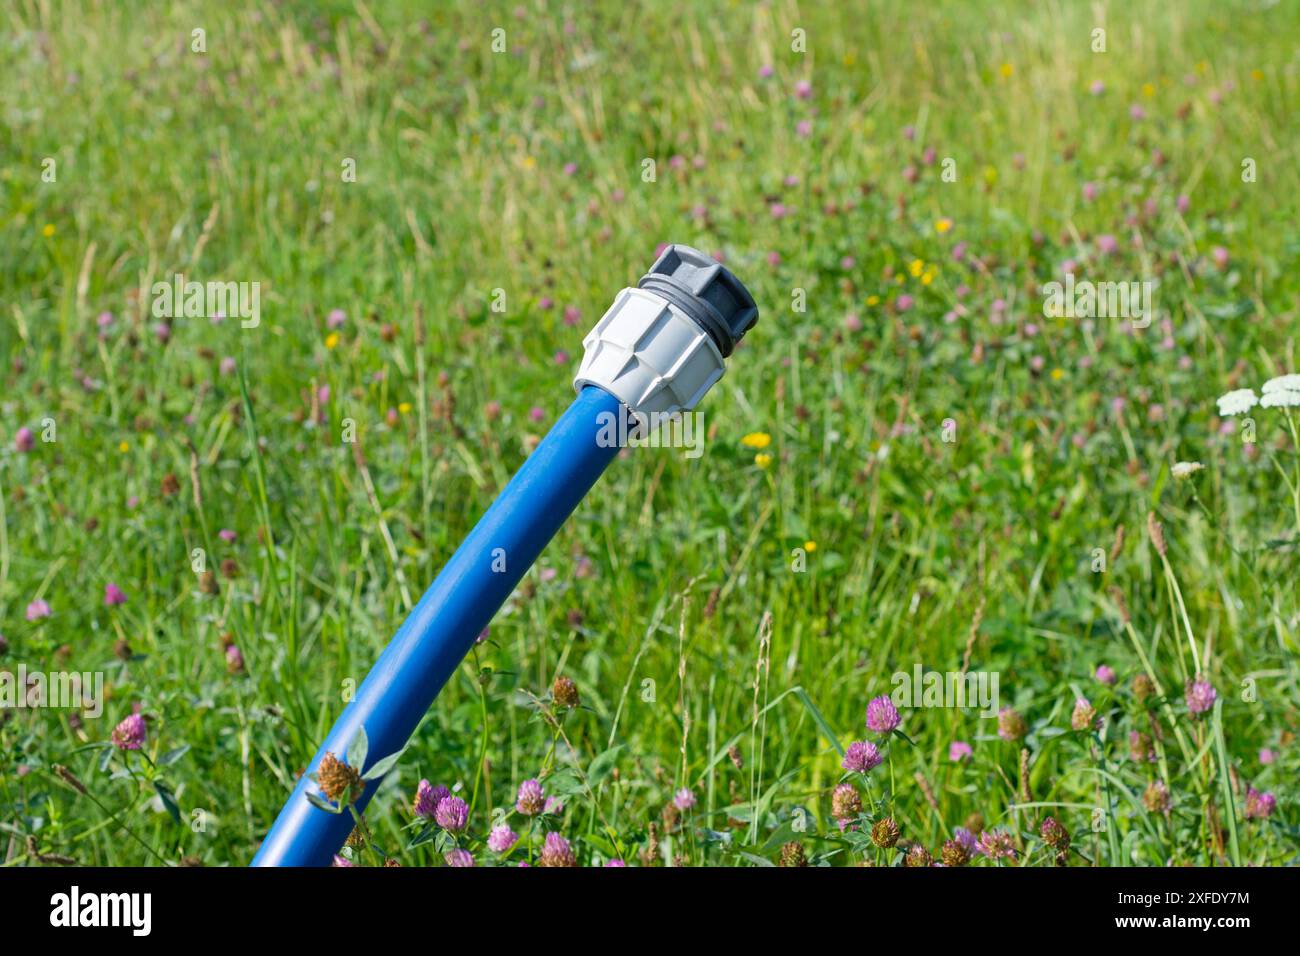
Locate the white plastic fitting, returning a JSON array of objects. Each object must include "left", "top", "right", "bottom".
[{"left": 574, "top": 286, "right": 725, "bottom": 418}]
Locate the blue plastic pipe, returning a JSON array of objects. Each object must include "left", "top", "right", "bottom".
[{"left": 251, "top": 385, "right": 625, "bottom": 866}]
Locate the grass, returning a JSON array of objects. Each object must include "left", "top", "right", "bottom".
[{"left": 1, "top": 0, "right": 1297, "bottom": 867}]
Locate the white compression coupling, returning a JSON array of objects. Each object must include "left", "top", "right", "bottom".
[
  {"left": 573, "top": 244, "right": 759, "bottom": 420},
  {"left": 574, "top": 286, "right": 725, "bottom": 418}
]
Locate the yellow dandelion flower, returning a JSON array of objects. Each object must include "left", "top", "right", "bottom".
[
  {"left": 866, "top": 295, "right": 880, "bottom": 306},
  {"left": 999, "top": 62, "right": 1013, "bottom": 78},
  {"left": 982, "top": 165, "right": 998, "bottom": 185},
  {"left": 1141, "top": 82, "right": 1155, "bottom": 98},
  {"left": 935, "top": 218, "right": 953, "bottom": 235},
  {"left": 909, "top": 259, "right": 924, "bottom": 278},
  {"left": 741, "top": 432, "right": 772, "bottom": 449},
  {"left": 842, "top": 52, "right": 856, "bottom": 67},
  {"left": 325, "top": 332, "right": 340, "bottom": 350},
  {"left": 921, "top": 270, "right": 935, "bottom": 286},
  {"left": 803, "top": 540, "right": 817, "bottom": 553},
  {"left": 754, "top": 453, "right": 772, "bottom": 469},
  {"left": 1050, "top": 367, "right": 1065, "bottom": 381},
  {"left": 522, "top": 156, "right": 537, "bottom": 170},
  {"left": 42, "top": 224, "right": 55, "bottom": 237},
  {"left": 398, "top": 402, "right": 412, "bottom": 414},
  {"left": 118, "top": 441, "right": 129, "bottom": 453},
  {"left": 1251, "top": 69, "right": 1263, "bottom": 82},
  {"left": 894, "top": 274, "right": 904, "bottom": 284}
]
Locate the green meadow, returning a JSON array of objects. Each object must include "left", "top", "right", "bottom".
[{"left": 1, "top": 0, "right": 1297, "bottom": 866}]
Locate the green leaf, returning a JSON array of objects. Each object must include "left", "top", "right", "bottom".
[
  {"left": 362, "top": 746, "right": 406, "bottom": 781},
  {"left": 153, "top": 780, "right": 181, "bottom": 825},
  {"left": 793, "top": 687, "right": 844, "bottom": 756},
  {"left": 543, "top": 767, "right": 584, "bottom": 798},
  {"left": 158, "top": 745, "right": 190, "bottom": 767},
  {"left": 586, "top": 745, "right": 624, "bottom": 788},
  {"left": 347, "top": 727, "right": 369, "bottom": 772},
  {"left": 306, "top": 791, "right": 343, "bottom": 815},
  {"left": 406, "top": 823, "right": 435, "bottom": 849},
  {"left": 1211, "top": 700, "right": 1242, "bottom": 867}
]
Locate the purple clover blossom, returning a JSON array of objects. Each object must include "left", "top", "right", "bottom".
[
  {"left": 540, "top": 831, "right": 577, "bottom": 867},
  {"left": 1071, "top": 697, "right": 1097, "bottom": 732},
  {"left": 543, "top": 795, "right": 565, "bottom": 815},
  {"left": 434, "top": 795, "right": 469, "bottom": 832},
  {"left": 487, "top": 824, "right": 519, "bottom": 854},
  {"left": 331, "top": 854, "right": 355, "bottom": 867},
  {"left": 865, "top": 695, "right": 901, "bottom": 734},
  {"left": 103, "top": 583, "right": 127, "bottom": 606},
  {"left": 1095, "top": 664, "right": 1117, "bottom": 685},
  {"left": 604, "top": 858, "right": 627, "bottom": 867},
  {"left": 948, "top": 740, "right": 973, "bottom": 762},
  {"left": 1185, "top": 676, "right": 1216, "bottom": 716},
  {"left": 976, "top": 828, "right": 1017, "bottom": 860},
  {"left": 111, "top": 713, "right": 147, "bottom": 751},
  {"left": 14, "top": 427, "right": 34, "bottom": 453},
  {"left": 26, "top": 599, "right": 51, "bottom": 621},
  {"left": 673, "top": 787, "right": 697, "bottom": 811},
  {"left": 413, "top": 779, "right": 449, "bottom": 819},
  {"left": 1244, "top": 787, "right": 1277, "bottom": 820},
  {"left": 841, "top": 740, "right": 883, "bottom": 773},
  {"left": 953, "top": 827, "right": 978, "bottom": 855},
  {"left": 516, "top": 778, "right": 545, "bottom": 816},
  {"left": 444, "top": 848, "right": 475, "bottom": 867}
]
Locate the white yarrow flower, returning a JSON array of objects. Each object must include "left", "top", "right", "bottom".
[
  {"left": 1172, "top": 461, "right": 1204, "bottom": 480},
  {"left": 1216, "top": 388, "right": 1258, "bottom": 416},
  {"left": 1260, "top": 389, "right": 1300, "bottom": 409},
  {"left": 1261, "top": 373, "right": 1300, "bottom": 395}
]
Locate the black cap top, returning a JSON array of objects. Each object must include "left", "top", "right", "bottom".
[{"left": 637, "top": 244, "right": 759, "bottom": 358}]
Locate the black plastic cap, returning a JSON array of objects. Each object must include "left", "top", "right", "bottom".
[{"left": 637, "top": 244, "right": 759, "bottom": 358}]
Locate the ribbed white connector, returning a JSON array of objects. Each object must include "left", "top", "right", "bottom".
[{"left": 574, "top": 287, "right": 725, "bottom": 418}]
